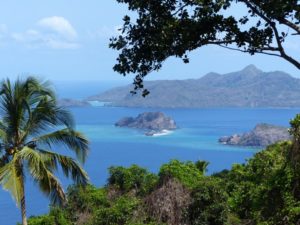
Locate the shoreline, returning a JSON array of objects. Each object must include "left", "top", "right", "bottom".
[{"left": 145, "top": 129, "right": 174, "bottom": 137}]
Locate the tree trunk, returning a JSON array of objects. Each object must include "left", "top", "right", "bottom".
[{"left": 20, "top": 182, "right": 27, "bottom": 225}]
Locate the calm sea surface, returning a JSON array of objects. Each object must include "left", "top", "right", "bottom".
[{"left": 0, "top": 82, "right": 299, "bottom": 224}]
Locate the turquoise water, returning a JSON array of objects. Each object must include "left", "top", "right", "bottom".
[{"left": 0, "top": 106, "right": 299, "bottom": 225}]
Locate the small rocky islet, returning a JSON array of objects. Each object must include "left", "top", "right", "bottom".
[
  {"left": 219, "top": 123, "right": 291, "bottom": 147},
  {"left": 115, "top": 112, "right": 177, "bottom": 136},
  {"left": 117, "top": 112, "right": 290, "bottom": 145}
]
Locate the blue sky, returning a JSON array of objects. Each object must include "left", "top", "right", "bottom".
[{"left": 0, "top": 0, "right": 299, "bottom": 82}]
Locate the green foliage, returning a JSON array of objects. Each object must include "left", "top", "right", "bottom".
[
  {"left": 220, "top": 141, "right": 300, "bottom": 224},
  {"left": 27, "top": 215, "right": 56, "bottom": 225},
  {"left": 111, "top": 0, "right": 300, "bottom": 94},
  {"left": 195, "top": 160, "right": 209, "bottom": 175},
  {"left": 65, "top": 184, "right": 109, "bottom": 218},
  {"left": 90, "top": 196, "right": 139, "bottom": 225},
  {"left": 289, "top": 113, "right": 300, "bottom": 156},
  {"left": 289, "top": 114, "right": 300, "bottom": 137},
  {"left": 27, "top": 137, "right": 300, "bottom": 225},
  {"left": 108, "top": 164, "right": 158, "bottom": 195},
  {"left": 127, "top": 223, "right": 165, "bottom": 225},
  {"left": 159, "top": 159, "right": 204, "bottom": 188},
  {"left": 186, "top": 177, "right": 228, "bottom": 225},
  {"left": 225, "top": 213, "right": 242, "bottom": 225},
  {"left": 27, "top": 208, "right": 70, "bottom": 225}
]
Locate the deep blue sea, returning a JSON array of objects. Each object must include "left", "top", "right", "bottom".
[{"left": 0, "top": 81, "right": 299, "bottom": 225}]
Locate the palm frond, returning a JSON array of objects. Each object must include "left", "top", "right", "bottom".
[
  {"left": 0, "top": 77, "right": 56, "bottom": 144},
  {"left": 25, "top": 77, "right": 56, "bottom": 100},
  {"left": 19, "top": 147, "right": 66, "bottom": 205},
  {"left": 0, "top": 77, "right": 74, "bottom": 144},
  {"left": 46, "top": 171, "right": 66, "bottom": 205},
  {"left": 33, "top": 128, "right": 89, "bottom": 163},
  {"left": 0, "top": 152, "right": 11, "bottom": 167},
  {"left": 0, "top": 120, "right": 7, "bottom": 144},
  {"left": 0, "top": 156, "right": 23, "bottom": 205},
  {"left": 37, "top": 149, "right": 89, "bottom": 185},
  {"left": 21, "top": 99, "right": 75, "bottom": 141},
  {"left": 0, "top": 78, "right": 25, "bottom": 143}
]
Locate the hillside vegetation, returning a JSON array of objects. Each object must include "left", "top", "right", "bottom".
[{"left": 27, "top": 142, "right": 300, "bottom": 225}]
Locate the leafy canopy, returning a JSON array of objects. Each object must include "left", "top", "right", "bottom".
[
  {"left": 108, "top": 164, "right": 158, "bottom": 195},
  {"left": 159, "top": 159, "right": 207, "bottom": 188},
  {"left": 27, "top": 139, "right": 300, "bottom": 225},
  {"left": 110, "top": 0, "right": 300, "bottom": 95}
]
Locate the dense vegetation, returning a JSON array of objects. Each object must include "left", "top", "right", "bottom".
[{"left": 27, "top": 139, "right": 300, "bottom": 224}]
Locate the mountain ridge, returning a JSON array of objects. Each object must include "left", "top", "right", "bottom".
[{"left": 86, "top": 65, "right": 300, "bottom": 108}]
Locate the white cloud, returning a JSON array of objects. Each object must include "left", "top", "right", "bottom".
[
  {"left": 45, "top": 39, "right": 79, "bottom": 49},
  {"left": 37, "top": 16, "right": 77, "bottom": 40},
  {"left": 12, "top": 30, "right": 80, "bottom": 49},
  {"left": 12, "top": 29, "right": 40, "bottom": 42},
  {"left": 88, "top": 25, "right": 122, "bottom": 39},
  {"left": 12, "top": 16, "right": 79, "bottom": 49}
]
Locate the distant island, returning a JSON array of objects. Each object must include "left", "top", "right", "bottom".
[
  {"left": 58, "top": 98, "right": 91, "bottom": 107},
  {"left": 86, "top": 65, "right": 300, "bottom": 108},
  {"left": 115, "top": 112, "right": 177, "bottom": 136},
  {"left": 219, "top": 123, "right": 291, "bottom": 147}
]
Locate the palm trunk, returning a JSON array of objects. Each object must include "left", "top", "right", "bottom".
[
  {"left": 21, "top": 196, "right": 27, "bottom": 225},
  {"left": 20, "top": 178, "right": 27, "bottom": 225}
]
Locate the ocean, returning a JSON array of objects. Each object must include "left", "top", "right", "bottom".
[{"left": 0, "top": 81, "right": 299, "bottom": 225}]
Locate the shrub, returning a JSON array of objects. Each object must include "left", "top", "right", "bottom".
[
  {"left": 91, "top": 196, "right": 140, "bottom": 225},
  {"left": 158, "top": 160, "right": 205, "bottom": 188},
  {"left": 27, "top": 208, "right": 70, "bottom": 225},
  {"left": 27, "top": 215, "right": 56, "bottom": 225},
  {"left": 185, "top": 177, "right": 228, "bottom": 225},
  {"left": 66, "top": 184, "right": 109, "bottom": 212},
  {"left": 108, "top": 165, "right": 158, "bottom": 195}
]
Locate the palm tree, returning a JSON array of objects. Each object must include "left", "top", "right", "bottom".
[{"left": 0, "top": 77, "right": 89, "bottom": 225}]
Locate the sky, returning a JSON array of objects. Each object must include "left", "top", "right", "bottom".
[{"left": 0, "top": 0, "right": 299, "bottom": 83}]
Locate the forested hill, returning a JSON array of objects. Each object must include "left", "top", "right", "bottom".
[{"left": 86, "top": 65, "right": 300, "bottom": 108}]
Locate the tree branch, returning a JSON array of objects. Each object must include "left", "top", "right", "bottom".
[
  {"left": 270, "top": 16, "right": 300, "bottom": 69},
  {"left": 217, "top": 44, "right": 281, "bottom": 57},
  {"left": 241, "top": 0, "right": 300, "bottom": 69},
  {"left": 172, "top": 2, "right": 189, "bottom": 16},
  {"left": 278, "top": 18, "right": 300, "bottom": 34}
]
